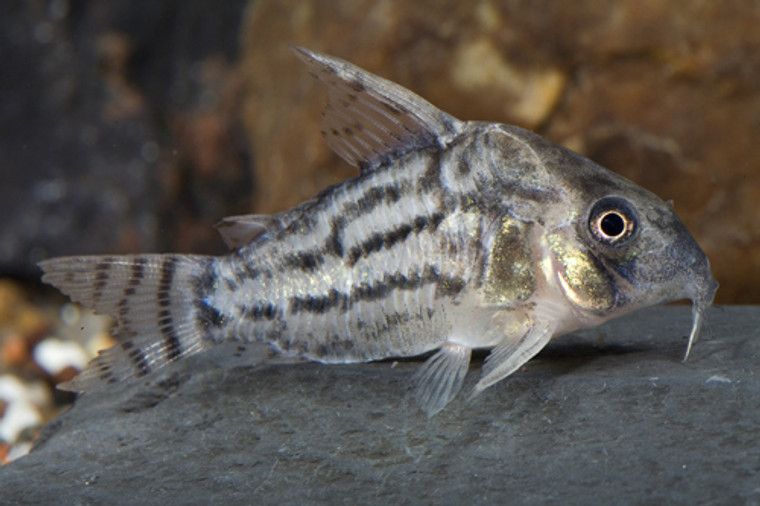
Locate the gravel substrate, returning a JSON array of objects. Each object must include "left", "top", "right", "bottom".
[{"left": 0, "top": 279, "right": 113, "bottom": 464}]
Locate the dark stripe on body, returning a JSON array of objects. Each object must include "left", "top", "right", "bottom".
[
  {"left": 346, "top": 223, "right": 411, "bottom": 265},
  {"left": 279, "top": 184, "right": 437, "bottom": 271},
  {"left": 290, "top": 288, "right": 348, "bottom": 314},
  {"left": 327, "top": 216, "right": 346, "bottom": 257},
  {"left": 282, "top": 251, "right": 323, "bottom": 272},
  {"left": 269, "top": 145, "right": 449, "bottom": 279},
  {"left": 278, "top": 161, "right": 414, "bottom": 240},
  {"left": 350, "top": 264, "right": 440, "bottom": 303},
  {"left": 288, "top": 264, "right": 466, "bottom": 315},
  {"left": 435, "top": 277, "right": 467, "bottom": 298},
  {"left": 190, "top": 258, "right": 237, "bottom": 342},
  {"left": 269, "top": 183, "right": 408, "bottom": 273},
  {"left": 281, "top": 210, "right": 319, "bottom": 238},
  {"left": 242, "top": 302, "right": 281, "bottom": 321},
  {"left": 340, "top": 182, "right": 408, "bottom": 220},
  {"left": 194, "top": 300, "right": 225, "bottom": 329},
  {"left": 355, "top": 184, "right": 403, "bottom": 214},
  {"left": 412, "top": 213, "right": 445, "bottom": 233},
  {"left": 223, "top": 277, "right": 238, "bottom": 291},
  {"left": 280, "top": 310, "right": 428, "bottom": 360},
  {"left": 416, "top": 149, "right": 443, "bottom": 193},
  {"left": 229, "top": 251, "right": 262, "bottom": 285},
  {"left": 457, "top": 157, "right": 471, "bottom": 176},
  {"left": 277, "top": 331, "right": 357, "bottom": 358},
  {"left": 322, "top": 183, "right": 406, "bottom": 261},
  {"left": 345, "top": 211, "right": 446, "bottom": 265},
  {"left": 193, "top": 258, "right": 218, "bottom": 296}
]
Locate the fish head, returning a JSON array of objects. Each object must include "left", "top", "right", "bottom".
[
  {"left": 560, "top": 156, "right": 717, "bottom": 358},
  {"left": 490, "top": 126, "right": 718, "bottom": 356},
  {"left": 565, "top": 191, "right": 718, "bottom": 342}
]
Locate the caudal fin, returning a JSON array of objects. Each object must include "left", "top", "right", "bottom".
[{"left": 39, "top": 254, "right": 214, "bottom": 392}]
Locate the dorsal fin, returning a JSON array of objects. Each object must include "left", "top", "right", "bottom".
[
  {"left": 214, "top": 214, "right": 284, "bottom": 249},
  {"left": 293, "top": 47, "right": 463, "bottom": 172}
]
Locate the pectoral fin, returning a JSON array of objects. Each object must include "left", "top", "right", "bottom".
[
  {"left": 472, "top": 321, "right": 554, "bottom": 397},
  {"left": 413, "top": 342, "right": 472, "bottom": 417}
]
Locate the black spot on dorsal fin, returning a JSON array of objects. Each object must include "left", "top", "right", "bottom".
[{"left": 293, "top": 47, "right": 463, "bottom": 172}]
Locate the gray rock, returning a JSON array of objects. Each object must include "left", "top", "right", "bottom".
[{"left": 0, "top": 306, "right": 757, "bottom": 505}]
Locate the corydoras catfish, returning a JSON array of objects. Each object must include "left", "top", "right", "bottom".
[{"left": 40, "top": 48, "right": 718, "bottom": 415}]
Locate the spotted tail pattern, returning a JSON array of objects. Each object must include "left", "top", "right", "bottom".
[{"left": 39, "top": 254, "right": 218, "bottom": 391}]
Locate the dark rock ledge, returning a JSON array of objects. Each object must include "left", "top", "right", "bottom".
[{"left": 0, "top": 306, "right": 758, "bottom": 505}]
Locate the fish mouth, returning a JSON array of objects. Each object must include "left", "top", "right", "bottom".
[{"left": 683, "top": 266, "right": 719, "bottom": 361}]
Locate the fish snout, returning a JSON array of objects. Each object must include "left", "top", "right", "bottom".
[{"left": 680, "top": 238, "right": 718, "bottom": 361}]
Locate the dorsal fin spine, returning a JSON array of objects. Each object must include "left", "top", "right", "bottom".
[{"left": 293, "top": 47, "right": 462, "bottom": 171}]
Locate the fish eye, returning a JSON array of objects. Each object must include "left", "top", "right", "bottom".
[
  {"left": 588, "top": 197, "right": 638, "bottom": 246},
  {"left": 600, "top": 211, "right": 625, "bottom": 237}
]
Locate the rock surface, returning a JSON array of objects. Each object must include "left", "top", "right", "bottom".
[{"left": 0, "top": 306, "right": 758, "bottom": 504}]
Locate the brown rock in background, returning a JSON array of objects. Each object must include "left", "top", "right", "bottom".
[
  {"left": 240, "top": 0, "right": 760, "bottom": 304},
  {"left": 6, "top": 1, "right": 758, "bottom": 303}
]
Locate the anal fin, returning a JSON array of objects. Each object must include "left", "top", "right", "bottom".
[{"left": 413, "top": 342, "right": 471, "bottom": 417}]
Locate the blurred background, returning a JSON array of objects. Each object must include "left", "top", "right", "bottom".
[
  {"left": 0, "top": 0, "right": 759, "bottom": 460},
  {"left": 3, "top": 0, "right": 760, "bottom": 302}
]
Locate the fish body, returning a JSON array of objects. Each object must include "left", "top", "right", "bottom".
[{"left": 40, "top": 48, "right": 717, "bottom": 415}]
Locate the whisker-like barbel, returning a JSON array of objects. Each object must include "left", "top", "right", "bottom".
[{"left": 684, "top": 279, "right": 719, "bottom": 361}]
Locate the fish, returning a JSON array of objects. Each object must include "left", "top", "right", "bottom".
[{"left": 39, "top": 47, "right": 718, "bottom": 416}]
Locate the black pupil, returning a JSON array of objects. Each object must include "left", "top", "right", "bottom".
[{"left": 600, "top": 212, "right": 625, "bottom": 237}]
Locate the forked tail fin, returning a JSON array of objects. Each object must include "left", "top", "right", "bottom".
[{"left": 39, "top": 254, "right": 215, "bottom": 392}]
